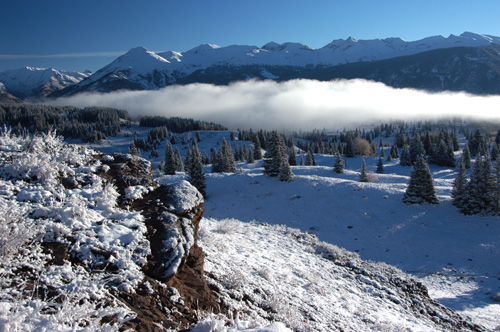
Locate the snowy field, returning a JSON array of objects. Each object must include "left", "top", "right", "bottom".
[
  {"left": 91, "top": 127, "right": 500, "bottom": 330},
  {"left": 196, "top": 158, "right": 500, "bottom": 330}
]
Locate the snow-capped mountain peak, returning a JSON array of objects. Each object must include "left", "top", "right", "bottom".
[
  {"left": 261, "top": 41, "right": 280, "bottom": 51},
  {"left": 0, "top": 66, "right": 91, "bottom": 99},
  {"left": 185, "top": 43, "right": 221, "bottom": 54},
  {"left": 108, "top": 46, "right": 170, "bottom": 70},
  {"left": 43, "top": 31, "right": 500, "bottom": 98}
]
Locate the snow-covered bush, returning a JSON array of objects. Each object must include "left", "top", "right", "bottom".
[
  {"left": 0, "top": 130, "right": 148, "bottom": 331},
  {"left": 216, "top": 218, "right": 240, "bottom": 235},
  {"left": 315, "top": 241, "right": 360, "bottom": 263}
]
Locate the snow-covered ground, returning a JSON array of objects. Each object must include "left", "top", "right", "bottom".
[
  {"left": 91, "top": 127, "right": 499, "bottom": 330},
  {"left": 196, "top": 156, "right": 500, "bottom": 330}
]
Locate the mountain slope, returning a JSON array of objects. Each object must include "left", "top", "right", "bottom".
[
  {"left": 198, "top": 218, "right": 484, "bottom": 331},
  {"left": 0, "top": 67, "right": 91, "bottom": 99},
  {"left": 51, "top": 32, "right": 500, "bottom": 97}
]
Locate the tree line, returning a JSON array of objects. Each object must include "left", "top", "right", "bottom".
[{"left": 0, "top": 103, "right": 130, "bottom": 142}]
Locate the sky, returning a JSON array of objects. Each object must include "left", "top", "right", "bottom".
[{"left": 1, "top": 0, "right": 500, "bottom": 72}]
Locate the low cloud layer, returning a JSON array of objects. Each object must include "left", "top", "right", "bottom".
[{"left": 49, "top": 79, "right": 500, "bottom": 131}]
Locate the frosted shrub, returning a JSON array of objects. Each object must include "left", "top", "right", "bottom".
[
  {"left": 216, "top": 218, "right": 240, "bottom": 235},
  {"left": 0, "top": 200, "right": 39, "bottom": 264},
  {"left": 95, "top": 180, "right": 119, "bottom": 212},
  {"left": 367, "top": 171, "right": 379, "bottom": 183},
  {"left": 315, "top": 241, "right": 359, "bottom": 263},
  {"left": 0, "top": 130, "right": 93, "bottom": 190}
]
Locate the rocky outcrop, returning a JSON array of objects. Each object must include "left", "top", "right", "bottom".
[{"left": 97, "top": 153, "right": 219, "bottom": 330}]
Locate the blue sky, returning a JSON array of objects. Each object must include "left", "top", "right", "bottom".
[{"left": 1, "top": 0, "right": 499, "bottom": 72}]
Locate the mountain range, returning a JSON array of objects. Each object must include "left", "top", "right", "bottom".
[{"left": 1, "top": 32, "right": 500, "bottom": 100}]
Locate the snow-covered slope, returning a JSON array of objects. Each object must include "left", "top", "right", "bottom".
[
  {"left": 0, "top": 66, "right": 91, "bottom": 99},
  {"left": 197, "top": 218, "right": 482, "bottom": 331},
  {"left": 51, "top": 32, "right": 500, "bottom": 97}
]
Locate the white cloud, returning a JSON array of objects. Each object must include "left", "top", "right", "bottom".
[
  {"left": 48, "top": 79, "right": 500, "bottom": 131},
  {"left": 0, "top": 51, "right": 125, "bottom": 60}
]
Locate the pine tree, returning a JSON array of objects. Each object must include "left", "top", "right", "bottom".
[
  {"left": 491, "top": 143, "right": 499, "bottom": 161},
  {"left": 305, "top": 150, "right": 315, "bottom": 166},
  {"left": 380, "top": 146, "right": 385, "bottom": 158},
  {"left": 409, "top": 134, "right": 424, "bottom": 164},
  {"left": 345, "top": 133, "right": 355, "bottom": 158},
  {"left": 403, "top": 156, "right": 439, "bottom": 204},
  {"left": 376, "top": 156, "right": 384, "bottom": 174},
  {"left": 219, "top": 138, "right": 236, "bottom": 173},
  {"left": 400, "top": 145, "right": 412, "bottom": 166},
  {"left": 263, "top": 131, "right": 294, "bottom": 181},
  {"left": 359, "top": 159, "right": 369, "bottom": 182},
  {"left": 247, "top": 148, "right": 255, "bottom": 163},
  {"left": 460, "top": 155, "right": 486, "bottom": 215},
  {"left": 188, "top": 141, "right": 206, "bottom": 197},
  {"left": 452, "top": 156, "right": 467, "bottom": 208},
  {"left": 263, "top": 131, "right": 282, "bottom": 177},
  {"left": 174, "top": 147, "right": 184, "bottom": 172},
  {"left": 164, "top": 141, "right": 177, "bottom": 175},
  {"left": 463, "top": 144, "right": 472, "bottom": 169},
  {"left": 483, "top": 154, "right": 499, "bottom": 214},
  {"left": 184, "top": 145, "right": 193, "bottom": 173},
  {"left": 279, "top": 155, "right": 294, "bottom": 182},
  {"left": 389, "top": 143, "right": 399, "bottom": 159},
  {"left": 334, "top": 154, "right": 345, "bottom": 173},
  {"left": 288, "top": 147, "right": 297, "bottom": 166},
  {"left": 253, "top": 137, "right": 263, "bottom": 160}
]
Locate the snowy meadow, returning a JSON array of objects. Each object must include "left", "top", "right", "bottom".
[{"left": 1, "top": 105, "right": 500, "bottom": 331}]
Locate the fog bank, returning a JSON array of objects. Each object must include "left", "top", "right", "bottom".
[{"left": 49, "top": 79, "right": 500, "bottom": 130}]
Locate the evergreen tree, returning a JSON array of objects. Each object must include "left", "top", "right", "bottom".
[
  {"left": 423, "top": 132, "right": 432, "bottom": 155},
  {"left": 376, "top": 157, "right": 384, "bottom": 174},
  {"left": 344, "top": 133, "right": 355, "bottom": 158},
  {"left": 164, "top": 141, "right": 177, "bottom": 175},
  {"left": 174, "top": 147, "right": 184, "bottom": 172},
  {"left": 219, "top": 138, "right": 236, "bottom": 173},
  {"left": 491, "top": 143, "right": 499, "bottom": 161},
  {"left": 359, "top": 159, "right": 369, "bottom": 182},
  {"left": 460, "top": 155, "right": 486, "bottom": 215},
  {"left": 188, "top": 141, "right": 206, "bottom": 197},
  {"left": 409, "top": 134, "right": 424, "bottom": 164},
  {"left": 247, "top": 148, "right": 255, "bottom": 163},
  {"left": 279, "top": 154, "right": 294, "bottom": 182},
  {"left": 389, "top": 143, "right": 399, "bottom": 158},
  {"left": 288, "top": 148, "right": 297, "bottom": 166},
  {"left": 452, "top": 156, "right": 467, "bottom": 208},
  {"left": 210, "top": 147, "right": 220, "bottom": 172},
  {"left": 305, "top": 150, "right": 316, "bottom": 166},
  {"left": 402, "top": 156, "right": 439, "bottom": 204},
  {"left": 201, "top": 151, "right": 210, "bottom": 165},
  {"left": 469, "top": 129, "right": 487, "bottom": 156},
  {"left": 263, "top": 131, "right": 294, "bottom": 181},
  {"left": 400, "top": 145, "right": 412, "bottom": 166},
  {"left": 184, "top": 145, "right": 193, "bottom": 173},
  {"left": 253, "top": 137, "right": 263, "bottom": 160},
  {"left": 333, "top": 154, "right": 345, "bottom": 173},
  {"left": 483, "top": 154, "right": 499, "bottom": 214},
  {"left": 463, "top": 144, "right": 472, "bottom": 169}
]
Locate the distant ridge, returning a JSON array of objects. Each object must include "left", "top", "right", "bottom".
[{"left": 2, "top": 32, "right": 500, "bottom": 99}]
